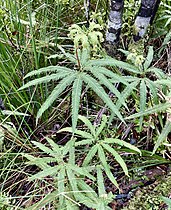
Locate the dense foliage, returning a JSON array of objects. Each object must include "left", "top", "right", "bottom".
[{"left": 0, "top": 0, "right": 171, "bottom": 209}]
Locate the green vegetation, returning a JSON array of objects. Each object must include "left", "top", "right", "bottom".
[{"left": 0, "top": 0, "right": 171, "bottom": 209}]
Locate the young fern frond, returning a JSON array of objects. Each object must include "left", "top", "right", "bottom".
[
  {"left": 31, "top": 140, "right": 55, "bottom": 156},
  {"left": 147, "top": 67, "right": 166, "bottom": 79},
  {"left": 36, "top": 74, "right": 76, "bottom": 124}
]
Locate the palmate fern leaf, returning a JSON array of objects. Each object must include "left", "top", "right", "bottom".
[
  {"left": 72, "top": 75, "right": 83, "bottom": 132},
  {"left": 24, "top": 66, "right": 72, "bottom": 79},
  {"left": 154, "top": 79, "right": 171, "bottom": 87},
  {"left": 75, "top": 139, "right": 94, "bottom": 146},
  {"left": 36, "top": 73, "right": 76, "bottom": 124},
  {"left": 67, "top": 168, "right": 78, "bottom": 192},
  {"left": 81, "top": 73, "right": 125, "bottom": 123},
  {"left": 19, "top": 72, "right": 71, "bottom": 90},
  {"left": 57, "top": 45, "right": 77, "bottom": 63},
  {"left": 102, "top": 143, "right": 128, "bottom": 176},
  {"left": 77, "top": 179, "right": 97, "bottom": 200},
  {"left": 45, "top": 136, "right": 61, "bottom": 154}
]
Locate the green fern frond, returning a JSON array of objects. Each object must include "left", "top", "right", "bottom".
[
  {"left": 72, "top": 75, "right": 83, "bottom": 132},
  {"left": 144, "top": 46, "right": 153, "bottom": 70},
  {"left": 36, "top": 74, "right": 76, "bottom": 124},
  {"left": 89, "top": 66, "right": 128, "bottom": 86},
  {"left": 45, "top": 137, "right": 61, "bottom": 154},
  {"left": 82, "top": 73, "right": 125, "bottom": 123},
  {"left": 88, "top": 58, "right": 140, "bottom": 74},
  {"left": 96, "top": 166, "right": 106, "bottom": 196},
  {"left": 80, "top": 49, "right": 90, "bottom": 67},
  {"left": 78, "top": 115, "right": 95, "bottom": 136},
  {"left": 146, "top": 79, "right": 159, "bottom": 104},
  {"left": 102, "top": 143, "right": 129, "bottom": 176},
  {"left": 125, "top": 102, "right": 171, "bottom": 120},
  {"left": 90, "top": 70, "right": 128, "bottom": 109},
  {"left": 69, "top": 165, "right": 95, "bottom": 181},
  {"left": 154, "top": 79, "right": 171, "bottom": 87},
  {"left": 147, "top": 67, "right": 166, "bottom": 79},
  {"left": 29, "top": 165, "right": 61, "bottom": 181},
  {"left": 31, "top": 141, "right": 55, "bottom": 156},
  {"left": 75, "top": 139, "right": 94, "bottom": 146},
  {"left": 98, "top": 145, "right": 119, "bottom": 188},
  {"left": 139, "top": 79, "right": 147, "bottom": 129},
  {"left": 109, "top": 81, "right": 139, "bottom": 125},
  {"left": 67, "top": 168, "right": 78, "bottom": 191},
  {"left": 58, "top": 168, "right": 66, "bottom": 207},
  {"left": 58, "top": 127, "right": 93, "bottom": 139},
  {"left": 77, "top": 179, "right": 97, "bottom": 199},
  {"left": 104, "top": 138, "right": 141, "bottom": 154},
  {"left": 19, "top": 72, "right": 71, "bottom": 90},
  {"left": 24, "top": 66, "right": 72, "bottom": 79},
  {"left": 26, "top": 190, "right": 59, "bottom": 210},
  {"left": 57, "top": 45, "right": 77, "bottom": 63},
  {"left": 153, "top": 121, "right": 171, "bottom": 154},
  {"left": 82, "top": 145, "right": 98, "bottom": 166},
  {"left": 95, "top": 115, "right": 107, "bottom": 138}
]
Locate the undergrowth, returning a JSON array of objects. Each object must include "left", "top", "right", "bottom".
[{"left": 0, "top": 0, "right": 171, "bottom": 209}]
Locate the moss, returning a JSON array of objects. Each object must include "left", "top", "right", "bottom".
[{"left": 123, "top": 174, "right": 171, "bottom": 210}]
